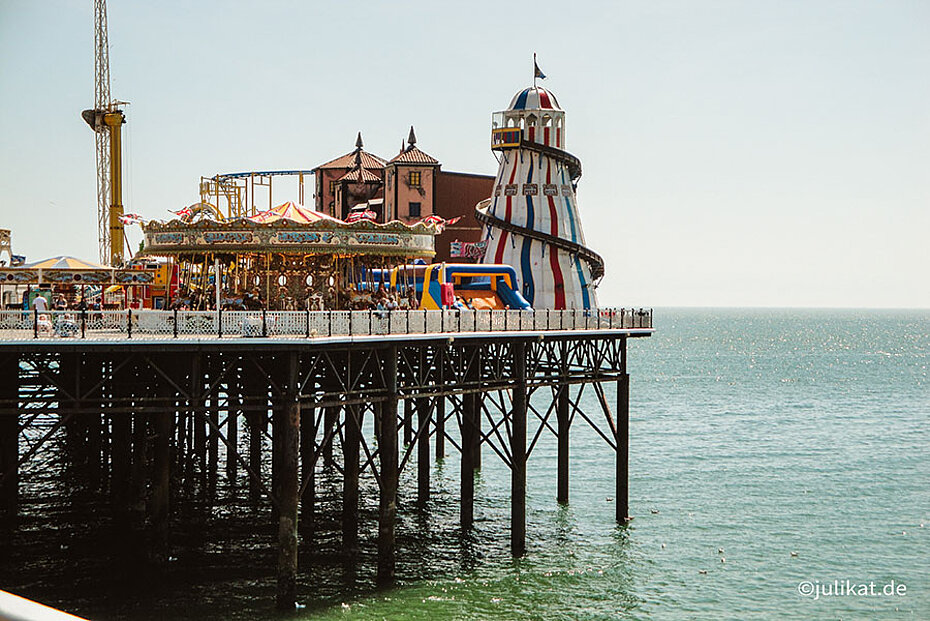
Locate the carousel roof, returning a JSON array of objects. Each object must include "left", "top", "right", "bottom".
[
  {"left": 247, "top": 202, "right": 343, "bottom": 225},
  {"left": 21, "top": 255, "right": 112, "bottom": 270}
]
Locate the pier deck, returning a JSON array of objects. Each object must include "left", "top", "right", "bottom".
[{"left": 0, "top": 308, "right": 652, "bottom": 609}]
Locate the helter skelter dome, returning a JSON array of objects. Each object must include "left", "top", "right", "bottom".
[
  {"left": 477, "top": 83, "right": 603, "bottom": 310},
  {"left": 507, "top": 86, "right": 562, "bottom": 111}
]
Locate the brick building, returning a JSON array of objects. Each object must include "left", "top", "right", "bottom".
[{"left": 310, "top": 128, "right": 493, "bottom": 263}]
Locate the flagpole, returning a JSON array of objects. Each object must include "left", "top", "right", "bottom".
[{"left": 533, "top": 53, "right": 537, "bottom": 88}]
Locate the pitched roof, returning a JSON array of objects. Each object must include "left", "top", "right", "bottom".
[
  {"left": 313, "top": 149, "right": 387, "bottom": 171},
  {"left": 247, "top": 202, "right": 343, "bottom": 224},
  {"left": 388, "top": 145, "right": 440, "bottom": 165},
  {"left": 336, "top": 166, "right": 382, "bottom": 183},
  {"left": 21, "top": 255, "right": 111, "bottom": 270}
]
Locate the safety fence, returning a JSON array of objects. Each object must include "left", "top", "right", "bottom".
[{"left": 0, "top": 308, "right": 653, "bottom": 341}]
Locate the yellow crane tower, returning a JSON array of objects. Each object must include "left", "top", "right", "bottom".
[{"left": 81, "top": 0, "right": 126, "bottom": 267}]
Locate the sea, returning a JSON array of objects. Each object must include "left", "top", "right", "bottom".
[{"left": 3, "top": 308, "right": 928, "bottom": 619}]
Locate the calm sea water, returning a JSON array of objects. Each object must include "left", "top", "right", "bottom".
[{"left": 5, "top": 308, "right": 929, "bottom": 619}]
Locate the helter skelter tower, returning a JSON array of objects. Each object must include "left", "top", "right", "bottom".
[{"left": 477, "top": 78, "right": 604, "bottom": 310}]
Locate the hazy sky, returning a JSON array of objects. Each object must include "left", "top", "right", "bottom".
[{"left": 1, "top": 0, "right": 927, "bottom": 308}]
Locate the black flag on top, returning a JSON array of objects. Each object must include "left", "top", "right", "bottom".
[{"left": 534, "top": 56, "right": 546, "bottom": 80}]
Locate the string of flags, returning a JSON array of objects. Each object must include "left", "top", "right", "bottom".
[
  {"left": 345, "top": 209, "right": 378, "bottom": 224},
  {"left": 169, "top": 207, "right": 193, "bottom": 220},
  {"left": 418, "top": 215, "right": 461, "bottom": 233},
  {"left": 118, "top": 213, "right": 146, "bottom": 225}
]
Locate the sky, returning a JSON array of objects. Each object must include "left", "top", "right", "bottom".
[{"left": 1, "top": 0, "right": 928, "bottom": 308}]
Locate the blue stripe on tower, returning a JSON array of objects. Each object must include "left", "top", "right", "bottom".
[
  {"left": 514, "top": 89, "right": 529, "bottom": 109},
  {"left": 559, "top": 167, "right": 590, "bottom": 309},
  {"left": 520, "top": 155, "right": 536, "bottom": 304},
  {"left": 559, "top": 168, "right": 579, "bottom": 244}
]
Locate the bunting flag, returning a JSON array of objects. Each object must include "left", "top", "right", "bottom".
[
  {"left": 419, "top": 214, "right": 462, "bottom": 233},
  {"left": 118, "top": 213, "right": 146, "bottom": 225},
  {"left": 345, "top": 209, "right": 377, "bottom": 224},
  {"left": 170, "top": 207, "right": 193, "bottom": 220}
]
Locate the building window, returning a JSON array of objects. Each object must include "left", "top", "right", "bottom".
[
  {"left": 409, "top": 171, "right": 421, "bottom": 187},
  {"left": 409, "top": 202, "right": 421, "bottom": 218}
]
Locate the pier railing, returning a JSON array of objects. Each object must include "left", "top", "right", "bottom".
[{"left": 0, "top": 308, "right": 652, "bottom": 341}]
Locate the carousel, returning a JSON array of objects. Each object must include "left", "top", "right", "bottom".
[{"left": 140, "top": 201, "right": 437, "bottom": 310}]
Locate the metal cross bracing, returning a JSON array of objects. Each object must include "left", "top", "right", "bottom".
[{"left": 0, "top": 331, "right": 644, "bottom": 609}]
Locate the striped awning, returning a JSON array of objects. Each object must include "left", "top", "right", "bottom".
[
  {"left": 247, "top": 202, "right": 343, "bottom": 225},
  {"left": 21, "top": 256, "right": 111, "bottom": 270}
]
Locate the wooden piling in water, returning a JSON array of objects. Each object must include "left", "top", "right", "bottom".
[
  {"left": 322, "top": 406, "right": 337, "bottom": 467},
  {"left": 378, "top": 345, "right": 398, "bottom": 583},
  {"left": 299, "top": 405, "right": 316, "bottom": 530},
  {"left": 403, "top": 398, "right": 413, "bottom": 446},
  {"left": 226, "top": 362, "right": 240, "bottom": 485},
  {"left": 617, "top": 380, "right": 630, "bottom": 521},
  {"left": 557, "top": 384, "right": 570, "bottom": 504},
  {"left": 342, "top": 404, "right": 360, "bottom": 558},
  {"left": 151, "top": 378, "right": 173, "bottom": 563},
  {"left": 0, "top": 354, "right": 18, "bottom": 517},
  {"left": 416, "top": 397, "right": 430, "bottom": 505},
  {"left": 276, "top": 352, "right": 300, "bottom": 610},
  {"left": 460, "top": 347, "right": 478, "bottom": 530},
  {"left": 511, "top": 341, "right": 527, "bottom": 556}
]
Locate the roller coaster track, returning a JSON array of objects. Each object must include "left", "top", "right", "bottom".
[{"left": 477, "top": 139, "right": 604, "bottom": 281}]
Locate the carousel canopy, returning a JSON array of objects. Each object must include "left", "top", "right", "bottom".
[
  {"left": 248, "top": 202, "right": 342, "bottom": 225},
  {"left": 1, "top": 255, "right": 156, "bottom": 286},
  {"left": 22, "top": 256, "right": 111, "bottom": 270}
]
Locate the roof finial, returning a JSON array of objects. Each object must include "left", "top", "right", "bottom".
[
  {"left": 400, "top": 140, "right": 406, "bottom": 155},
  {"left": 407, "top": 125, "right": 417, "bottom": 148},
  {"left": 355, "top": 131, "right": 363, "bottom": 150}
]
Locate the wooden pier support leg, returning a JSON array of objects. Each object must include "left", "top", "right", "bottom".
[
  {"left": 416, "top": 397, "right": 430, "bottom": 506},
  {"left": 111, "top": 362, "right": 131, "bottom": 516},
  {"left": 130, "top": 408, "right": 148, "bottom": 525},
  {"left": 111, "top": 411, "right": 131, "bottom": 513},
  {"left": 511, "top": 341, "right": 527, "bottom": 557},
  {"left": 460, "top": 349, "right": 478, "bottom": 530},
  {"left": 342, "top": 405, "right": 360, "bottom": 558},
  {"left": 151, "top": 390, "right": 173, "bottom": 563},
  {"left": 557, "top": 384, "right": 570, "bottom": 504},
  {"left": 208, "top": 386, "right": 219, "bottom": 500},
  {"left": 0, "top": 355, "right": 18, "bottom": 518},
  {"left": 473, "top": 393, "right": 482, "bottom": 471},
  {"left": 247, "top": 409, "right": 263, "bottom": 503},
  {"left": 435, "top": 396, "right": 445, "bottom": 460},
  {"left": 378, "top": 345, "right": 398, "bottom": 583},
  {"left": 617, "top": 373, "right": 630, "bottom": 523},
  {"left": 403, "top": 399, "right": 413, "bottom": 446},
  {"left": 300, "top": 406, "right": 316, "bottom": 531},
  {"left": 276, "top": 352, "right": 300, "bottom": 611},
  {"left": 226, "top": 365, "right": 239, "bottom": 486},
  {"left": 322, "top": 406, "right": 337, "bottom": 467}
]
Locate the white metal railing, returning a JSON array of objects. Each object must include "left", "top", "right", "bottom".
[{"left": 0, "top": 308, "right": 653, "bottom": 341}]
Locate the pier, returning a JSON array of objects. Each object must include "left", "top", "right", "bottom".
[{"left": 0, "top": 307, "right": 651, "bottom": 609}]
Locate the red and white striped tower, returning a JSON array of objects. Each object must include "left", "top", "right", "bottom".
[{"left": 478, "top": 80, "right": 603, "bottom": 310}]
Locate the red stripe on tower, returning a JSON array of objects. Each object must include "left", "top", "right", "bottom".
[
  {"left": 544, "top": 127, "right": 550, "bottom": 146},
  {"left": 545, "top": 160, "right": 566, "bottom": 309},
  {"left": 494, "top": 156, "right": 520, "bottom": 264}
]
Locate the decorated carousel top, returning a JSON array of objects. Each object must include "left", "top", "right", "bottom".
[
  {"left": 0, "top": 255, "right": 156, "bottom": 286},
  {"left": 140, "top": 201, "right": 438, "bottom": 258}
]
